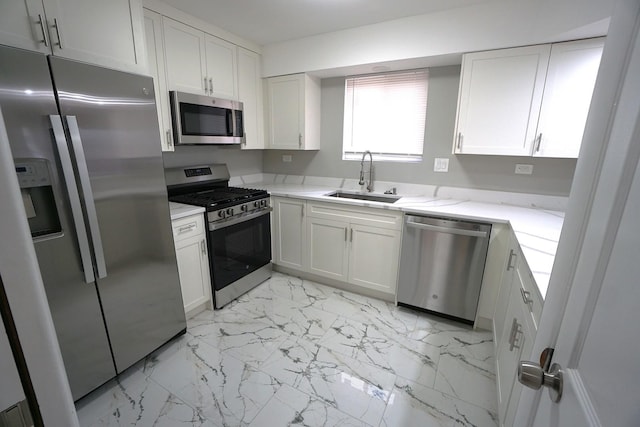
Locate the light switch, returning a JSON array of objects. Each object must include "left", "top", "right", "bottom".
[{"left": 434, "top": 158, "right": 449, "bottom": 172}]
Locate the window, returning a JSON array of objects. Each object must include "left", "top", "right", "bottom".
[{"left": 343, "top": 69, "right": 428, "bottom": 162}]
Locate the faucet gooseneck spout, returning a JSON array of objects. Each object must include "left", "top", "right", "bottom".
[{"left": 359, "top": 150, "right": 374, "bottom": 192}]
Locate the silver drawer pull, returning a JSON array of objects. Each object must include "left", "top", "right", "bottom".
[
  {"left": 521, "top": 287, "right": 534, "bottom": 306},
  {"left": 509, "top": 318, "right": 522, "bottom": 351},
  {"left": 178, "top": 223, "right": 196, "bottom": 233},
  {"left": 506, "top": 249, "right": 517, "bottom": 271}
]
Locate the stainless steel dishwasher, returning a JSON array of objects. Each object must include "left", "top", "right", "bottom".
[{"left": 397, "top": 214, "right": 491, "bottom": 324}]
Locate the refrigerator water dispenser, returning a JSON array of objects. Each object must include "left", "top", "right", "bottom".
[{"left": 15, "top": 158, "right": 61, "bottom": 238}]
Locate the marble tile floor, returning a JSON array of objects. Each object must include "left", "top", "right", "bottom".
[{"left": 76, "top": 272, "right": 498, "bottom": 427}]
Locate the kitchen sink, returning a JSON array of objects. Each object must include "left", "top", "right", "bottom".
[{"left": 325, "top": 191, "right": 401, "bottom": 203}]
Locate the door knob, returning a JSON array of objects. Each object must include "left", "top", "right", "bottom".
[{"left": 518, "top": 361, "right": 563, "bottom": 402}]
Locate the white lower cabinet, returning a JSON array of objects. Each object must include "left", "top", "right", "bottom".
[
  {"left": 171, "top": 213, "right": 212, "bottom": 317},
  {"left": 348, "top": 224, "right": 401, "bottom": 294},
  {"left": 307, "top": 217, "right": 349, "bottom": 281},
  {"left": 272, "top": 197, "right": 307, "bottom": 270},
  {"left": 494, "top": 233, "right": 541, "bottom": 427},
  {"left": 271, "top": 197, "right": 402, "bottom": 297}
]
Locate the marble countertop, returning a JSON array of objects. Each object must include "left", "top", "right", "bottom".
[
  {"left": 248, "top": 182, "right": 564, "bottom": 299},
  {"left": 169, "top": 202, "right": 205, "bottom": 221}
]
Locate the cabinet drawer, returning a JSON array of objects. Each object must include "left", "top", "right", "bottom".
[
  {"left": 172, "top": 214, "right": 205, "bottom": 242},
  {"left": 307, "top": 201, "right": 402, "bottom": 230}
]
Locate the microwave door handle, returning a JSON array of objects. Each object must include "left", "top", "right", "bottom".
[
  {"left": 65, "top": 116, "right": 107, "bottom": 279},
  {"left": 227, "top": 110, "right": 234, "bottom": 136},
  {"left": 49, "top": 115, "right": 96, "bottom": 284}
]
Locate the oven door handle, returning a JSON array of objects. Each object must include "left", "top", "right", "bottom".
[{"left": 209, "top": 207, "right": 272, "bottom": 231}]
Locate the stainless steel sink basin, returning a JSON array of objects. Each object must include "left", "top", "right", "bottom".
[{"left": 325, "top": 191, "right": 401, "bottom": 204}]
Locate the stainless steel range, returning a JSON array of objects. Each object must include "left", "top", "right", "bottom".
[{"left": 166, "top": 164, "right": 271, "bottom": 308}]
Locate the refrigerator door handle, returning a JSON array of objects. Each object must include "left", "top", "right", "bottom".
[
  {"left": 65, "top": 116, "right": 107, "bottom": 279},
  {"left": 49, "top": 115, "right": 96, "bottom": 284}
]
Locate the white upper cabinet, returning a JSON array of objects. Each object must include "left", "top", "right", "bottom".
[
  {"left": 453, "top": 38, "right": 604, "bottom": 158},
  {"left": 238, "top": 47, "right": 266, "bottom": 150},
  {"left": 534, "top": 38, "right": 604, "bottom": 158},
  {"left": 454, "top": 44, "right": 550, "bottom": 156},
  {"left": 0, "top": 0, "right": 145, "bottom": 73},
  {"left": 143, "top": 9, "right": 173, "bottom": 151},
  {"left": 162, "top": 17, "right": 237, "bottom": 99},
  {"left": 162, "top": 17, "right": 207, "bottom": 95},
  {"left": 204, "top": 34, "right": 237, "bottom": 100},
  {"left": 266, "top": 73, "right": 321, "bottom": 150}
]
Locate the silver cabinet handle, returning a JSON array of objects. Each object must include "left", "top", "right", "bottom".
[
  {"left": 350, "top": 228, "right": 353, "bottom": 242},
  {"left": 509, "top": 318, "right": 522, "bottom": 351},
  {"left": 456, "top": 132, "right": 463, "bottom": 150},
  {"left": 344, "top": 227, "right": 347, "bottom": 242},
  {"left": 406, "top": 219, "right": 488, "bottom": 238},
  {"left": 203, "top": 77, "right": 208, "bottom": 94},
  {"left": 521, "top": 287, "right": 534, "bottom": 306},
  {"left": 36, "top": 14, "right": 48, "bottom": 47},
  {"left": 298, "top": 133, "right": 302, "bottom": 148},
  {"left": 535, "top": 133, "right": 543, "bottom": 152},
  {"left": 209, "top": 78, "right": 213, "bottom": 95},
  {"left": 200, "top": 239, "right": 206, "bottom": 256},
  {"left": 301, "top": 204, "right": 304, "bottom": 218},
  {"left": 178, "top": 223, "right": 196, "bottom": 233},
  {"left": 66, "top": 116, "right": 107, "bottom": 279},
  {"left": 49, "top": 115, "right": 95, "bottom": 284},
  {"left": 51, "top": 18, "right": 62, "bottom": 48},
  {"left": 507, "top": 249, "right": 517, "bottom": 271},
  {"left": 166, "top": 130, "right": 173, "bottom": 149}
]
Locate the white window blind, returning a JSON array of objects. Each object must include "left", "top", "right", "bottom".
[{"left": 343, "top": 69, "right": 428, "bottom": 162}]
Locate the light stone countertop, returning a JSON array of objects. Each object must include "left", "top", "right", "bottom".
[
  {"left": 247, "top": 182, "right": 564, "bottom": 299},
  {"left": 169, "top": 202, "right": 205, "bottom": 221}
]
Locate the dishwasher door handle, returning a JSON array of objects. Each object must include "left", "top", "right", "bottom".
[{"left": 406, "top": 219, "right": 489, "bottom": 238}]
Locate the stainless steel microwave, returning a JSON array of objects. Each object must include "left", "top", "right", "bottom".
[{"left": 170, "top": 91, "right": 244, "bottom": 145}]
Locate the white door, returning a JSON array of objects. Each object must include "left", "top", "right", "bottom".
[
  {"left": 267, "top": 74, "right": 303, "bottom": 149},
  {"left": 273, "top": 198, "right": 306, "bottom": 270},
  {"left": 41, "top": 0, "right": 145, "bottom": 73},
  {"left": 204, "top": 34, "right": 237, "bottom": 99},
  {"left": 517, "top": 1, "right": 640, "bottom": 425},
  {"left": 454, "top": 44, "right": 550, "bottom": 155},
  {"left": 348, "top": 224, "right": 400, "bottom": 294},
  {"left": 307, "top": 217, "right": 349, "bottom": 281},
  {"left": 163, "top": 17, "right": 207, "bottom": 95},
  {"left": 534, "top": 38, "right": 604, "bottom": 158}
]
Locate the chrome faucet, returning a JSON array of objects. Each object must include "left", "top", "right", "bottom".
[{"left": 358, "top": 150, "right": 374, "bottom": 192}]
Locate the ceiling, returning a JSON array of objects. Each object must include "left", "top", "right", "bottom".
[{"left": 161, "top": 0, "right": 496, "bottom": 45}]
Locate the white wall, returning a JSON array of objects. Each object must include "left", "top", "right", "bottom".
[{"left": 262, "top": 0, "right": 612, "bottom": 77}]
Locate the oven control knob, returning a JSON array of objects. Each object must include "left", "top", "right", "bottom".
[
  {"left": 218, "top": 210, "right": 225, "bottom": 218},
  {"left": 226, "top": 208, "right": 234, "bottom": 216},
  {"left": 241, "top": 204, "right": 248, "bottom": 212},
  {"left": 260, "top": 199, "right": 268, "bottom": 207},
  {"left": 253, "top": 201, "right": 259, "bottom": 208}
]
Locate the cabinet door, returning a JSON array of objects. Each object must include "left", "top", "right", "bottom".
[
  {"left": 534, "top": 38, "right": 604, "bottom": 158},
  {"left": 204, "top": 34, "right": 237, "bottom": 99},
  {"left": 163, "top": 17, "right": 207, "bottom": 95},
  {"left": 454, "top": 45, "right": 550, "bottom": 155},
  {"left": 267, "top": 74, "right": 304, "bottom": 149},
  {"left": 238, "top": 47, "right": 265, "bottom": 150},
  {"left": 307, "top": 217, "right": 349, "bottom": 281},
  {"left": 273, "top": 198, "right": 306, "bottom": 270},
  {"left": 348, "top": 224, "right": 400, "bottom": 294},
  {"left": 41, "top": 0, "right": 145, "bottom": 73},
  {"left": 493, "top": 236, "right": 519, "bottom": 346},
  {"left": 0, "top": 0, "right": 50, "bottom": 53},
  {"left": 175, "top": 234, "right": 211, "bottom": 316},
  {"left": 143, "top": 9, "right": 173, "bottom": 152}
]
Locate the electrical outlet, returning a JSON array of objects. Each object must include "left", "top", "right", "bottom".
[
  {"left": 282, "top": 155, "right": 292, "bottom": 163},
  {"left": 515, "top": 164, "right": 533, "bottom": 175},
  {"left": 434, "top": 158, "right": 449, "bottom": 172}
]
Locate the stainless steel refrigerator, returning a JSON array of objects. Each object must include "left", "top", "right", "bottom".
[{"left": 0, "top": 45, "right": 186, "bottom": 400}]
